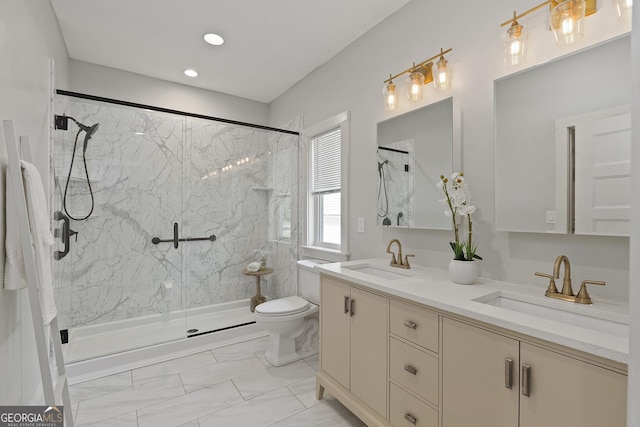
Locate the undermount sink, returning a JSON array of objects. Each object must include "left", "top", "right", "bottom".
[
  {"left": 474, "top": 292, "right": 628, "bottom": 338},
  {"left": 342, "top": 263, "right": 414, "bottom": 280}
]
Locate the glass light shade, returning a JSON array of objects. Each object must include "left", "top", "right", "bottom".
[
  {"left": 434, "top": 57, "right": 452, "bottom": 91},
  {"left": 549, "top": 0, "right": 586, "bottom": 46},
  {"left": 614, "top": 0, "right": 633, "bottom": 20},
  {"left": 383, "top": 81, "right": 398, "bottom": 111},
  {"left": 406, "top": 71, "right": 424, "bottom": 101},
  {"left": 503, "top": 22, "right": 528, "bottom": 65}
]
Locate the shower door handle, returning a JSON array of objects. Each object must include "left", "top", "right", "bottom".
[
  {"left": 173, "top": 222, "right": 179, "bottom": 249},
  {"left": 54, "top": 211, "right": 71, "bottom": 260}
]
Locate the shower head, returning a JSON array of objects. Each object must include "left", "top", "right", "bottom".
[
  {"left": 82, "top": 123, "right": 100, "bottom": 153},
  {"left": 378, "top": 159, "right": 388, "bottom": 174},
  {"left": 65, "top": 116, "right": 100, "bottom": 153}
]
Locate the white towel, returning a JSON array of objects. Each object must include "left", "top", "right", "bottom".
[
  {"left": 4, "top": 161, "right": 57, "bottom": 325},
  {"left": 4, "top": 161, "right": 27, "bottom": 290}
]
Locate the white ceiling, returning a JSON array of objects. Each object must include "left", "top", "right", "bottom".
[{"left": 50, "top": 0, "right": 411, "bottom": 103}]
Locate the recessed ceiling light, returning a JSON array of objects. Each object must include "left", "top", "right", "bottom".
[
  {"left": 204, "top": 33, "right": 225, "bottom": 46},
  {"left": 184, "top": 69, "right": 198, "bottom": 77}
]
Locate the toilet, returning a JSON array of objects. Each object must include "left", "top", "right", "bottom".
[{"left": 253, "top": 259, "right": 325, "bottom": 366}]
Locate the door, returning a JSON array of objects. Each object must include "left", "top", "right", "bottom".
[
  {"left": 350, "top": 287, "right": 388, "bottom": 418},
  {"left": 320, "top": 276, "right": 351, "bottom": 389},
  {"left": 519, "top": 342, "right": 627, "bottom": 427},
  {"left": 442, "top": 318, "right": 519, "bottom": 427},
  {"left": 574, "top": 113, "right": 631, "bottom": 235}
]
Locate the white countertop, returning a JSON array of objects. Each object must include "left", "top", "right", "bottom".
[{"left": 316, "top": 258, "right": 629, "bottom": 365}]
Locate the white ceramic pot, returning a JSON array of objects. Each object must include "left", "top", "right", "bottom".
[{"left": 448, "top": 259, "right": 477, "bottom": 285}]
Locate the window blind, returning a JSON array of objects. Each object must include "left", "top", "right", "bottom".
[{"left": 312, "top": 128, "right": 341, "bottom": 194}]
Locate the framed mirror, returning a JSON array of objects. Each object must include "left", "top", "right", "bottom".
[
  {"left": 376, "top": 97, "right": 460, "bottom": 229},
  {"left": 495, "top": 35, "right": 631, "bottom": 236}
]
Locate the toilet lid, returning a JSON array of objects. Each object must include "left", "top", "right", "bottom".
[{"left": 255, "top": 296, "right": 310, "bottom": 316}]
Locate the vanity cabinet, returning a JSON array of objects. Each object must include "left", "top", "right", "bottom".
[
  {"left": 442, "top": 318, "right": 519, "bottom": 427},
  {"left": 318, "top": 276, "right": 389, "bottom": 421},
  {"left": 318, "top": 273, "right": 627, "bottom": 427},
  {"left": 442, "top": 318, "right": 627, "bottom": 427}
]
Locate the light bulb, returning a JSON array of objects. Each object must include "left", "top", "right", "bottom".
[
  {"left": 383, "top": 79, "right": 398, "bottom": 111},
  {"left": 434, "top": 57, "right": 452, "bottom": 91},
  {"left": 406, "top": 71, "right": 424, "bottom": 101},
  {"left": 550, "top": 0, "right": 585, "bottom": 46},
  {"left": 614, "top": 0, "right": 633, "bottom": 20}
]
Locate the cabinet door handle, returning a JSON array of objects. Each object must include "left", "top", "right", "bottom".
[
  {"left": 521, "top": 364, "right": 531, "bottom": 397},
  {"left": 350, "top": 298, "right": 355, "bottom": 317},
  {"left": 404, "top": 413, "right": 417, "bottom": 425},
  {"left": 505, "top": 358, "right": 513, "bottom": 389},
  {"left": 344, "top": 296, "right": 350, "bottom": 314},
  {"left": 404, "top": 364, "right": 418, "bottom": 375},
  {"left": 403, "top": 320, "right": 417, "bottom": 329}
]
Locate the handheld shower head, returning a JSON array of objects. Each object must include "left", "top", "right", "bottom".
[
  {"left": 64, "top": 116, "right": 100, "bottom": 153},
  {"left": 82, "top": 123, "right": 100, "bottom": 153},
  {"left": 378, "top": 159, "right": 388, "bottom": 174}
]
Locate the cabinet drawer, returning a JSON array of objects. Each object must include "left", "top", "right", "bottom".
[
  {"left": 390, "top": 337, "right": 439, "bottom": 405},
  {"left": 390, "top": 382, "right": 438, "bottom": 427},
  {"left": 390, "top": 300, "right": 439, "bottom": 352}
]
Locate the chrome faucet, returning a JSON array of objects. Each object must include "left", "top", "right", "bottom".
[
  {"left": 535, "top": 255, "right": 606, "bottom": 304},
  {"left": 386, "top": 239, "right": 414, "bottom": 269}
]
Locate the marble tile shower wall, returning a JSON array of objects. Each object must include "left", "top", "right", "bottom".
[
  {"left": 52, "top": 97, "right": 299, "bottom": 330},
  {"left": 377, "top": 138, "right": 414, "bottom": 228}
]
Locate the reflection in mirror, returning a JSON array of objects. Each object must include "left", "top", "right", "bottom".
[
  {"left": 495, "top": 35, "right": 631, "bottom": 235},
  {"left": 377, "top": 97, "right": 458, "bottom": 229}
]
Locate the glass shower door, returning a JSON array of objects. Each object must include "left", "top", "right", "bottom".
[{"left": 52, "top": 96, "right": 187, "bottom": 362}]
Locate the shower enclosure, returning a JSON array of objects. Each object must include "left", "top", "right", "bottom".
[{"left": 51, "top": 92, "right": 300, "bottom": 362}]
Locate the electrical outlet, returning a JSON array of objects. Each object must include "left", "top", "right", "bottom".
[
  {"left": 357, "top": 217, "right": 365, "bottom": 233},
  {"left": 546, "top": 211, "right": 556, "bottom": 224}
]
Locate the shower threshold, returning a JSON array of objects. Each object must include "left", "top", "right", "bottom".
[{"left": 62, "top": 300, "right": 257, "bottom": 364}]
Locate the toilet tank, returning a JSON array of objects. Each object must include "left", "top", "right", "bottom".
[{"left": 297, "top": 259, "right": 328, "bottom": 305}]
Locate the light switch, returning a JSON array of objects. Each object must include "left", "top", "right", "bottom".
[
  {"left": 546, "top": 211, "right": 556, "bottom": 224},
  {"left": 357, "top": 217, "right": 365, "bottom": 233}
]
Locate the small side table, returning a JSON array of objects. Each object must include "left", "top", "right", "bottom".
[{"left": 241, "top": 267, "right": 274, "bottom": 312}]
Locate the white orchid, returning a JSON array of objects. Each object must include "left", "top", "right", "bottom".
[{"left": 438, "top": 173, "right": 481, "bottom": 261}]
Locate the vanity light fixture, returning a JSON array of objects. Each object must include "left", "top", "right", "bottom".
[
  {"left": 501, "top": 0, "right": 596, "bottom": 64},
  {"left": 382, "top": 47, "right": 452, "bottom": 108}
]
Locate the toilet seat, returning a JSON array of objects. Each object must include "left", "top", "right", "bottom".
[{"left": 255, "top": 296, "right": 310, "bottom": 317}]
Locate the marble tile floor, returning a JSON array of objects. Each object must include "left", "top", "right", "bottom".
[
  {"left": 69, "top": 336, "right": 366, "bottom": 427},
  {"left": 64, "top": 306, "right": 256, "bottom": 363}
]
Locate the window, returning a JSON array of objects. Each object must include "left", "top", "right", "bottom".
[
  {"left": 312, "top": 128, "right": 341, "bottom": 247},
  {"left": 303, "top": 112, "right": 349, "bottom": 258}
]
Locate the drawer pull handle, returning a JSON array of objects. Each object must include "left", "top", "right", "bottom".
[
  {"left": 521, "top": 364, "right": 531, "bottom": 397},
  {"left": 505, "top": 357, "right": 513, "bottom": 389},
  {"left": 404, "top": 413, "right": 417, "bottom": 425},
  {"left": 404, "top": 364, "right": 418, "bottom": 375},
  {"left": 403, "top": 320, "right": 417, "bottom": 329}
]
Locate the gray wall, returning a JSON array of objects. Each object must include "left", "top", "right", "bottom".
[
  {"left": 69, "top": 60, "right": 269, "bottom": 126},
  {"left": 0, "top": 0, "right": 69, "bottom": 404},
  {"left": 269, "top": 0, "right": 631, "bottom": 302}
]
